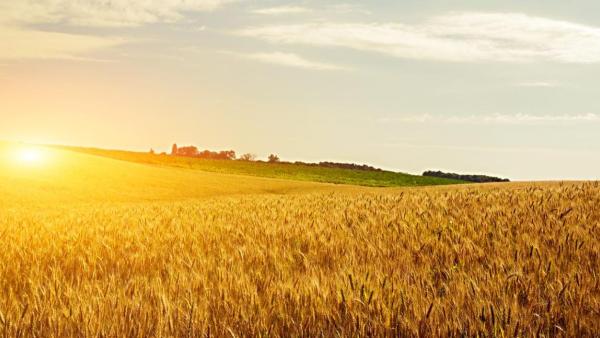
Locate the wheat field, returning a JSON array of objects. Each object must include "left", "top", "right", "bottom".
[{"left": 0, "top": 146, "right": 599, "bottom": 337}]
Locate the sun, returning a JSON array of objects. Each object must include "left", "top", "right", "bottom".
[{"left": 14, "top": 146, "right": 47, "bottom": 165}]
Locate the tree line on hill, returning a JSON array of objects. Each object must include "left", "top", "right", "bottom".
[
  {"left": 290, "top": 161, "right": 383, "bottom": 172},
  {"left": 165, "top": 144, "right": 509, "bottom": 181},
  {"left": 423, "top": 171, "right": 510, "bottom": 183},
  {"left": 169, "top": 144, "right": 281, "bottom": 162},
  {"left": 171, "top": 144, "right": 237, "bottom": 160},
  {"left": 166, "top": 144, "right": 385, "bottom": 170}
]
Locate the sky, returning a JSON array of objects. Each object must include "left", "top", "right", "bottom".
[{"left": 2, "top": 0, "right": 600, "bottom": 180}]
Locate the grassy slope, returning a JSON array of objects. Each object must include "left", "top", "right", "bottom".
[
  {"left": 59, "top": 146, "right": 464, "bottom": 187},
  {"left": 0, "top": 143, "right": 342, "bottom": 207}
]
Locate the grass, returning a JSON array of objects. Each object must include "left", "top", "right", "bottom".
[
  {"left": 58, "top": 146, "right": 465, "bottom": 187},
  {"left": 0, "top": 144, "right": 346, "bottom": 207},
  {"left": 0, "top": 143, "right": 598, "bottom": 336}
]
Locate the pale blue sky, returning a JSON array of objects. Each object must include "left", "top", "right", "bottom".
[{"left": 2, "top": 0, "right": 600, "bottom": 180}]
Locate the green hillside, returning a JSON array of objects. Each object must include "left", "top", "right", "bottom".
[{"left": 59, "top": 146, "right": 464, "bottom": 187}]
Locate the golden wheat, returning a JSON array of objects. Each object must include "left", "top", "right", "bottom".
[{"left": 1, "top": 178, "right": 599, "bottom": 336}]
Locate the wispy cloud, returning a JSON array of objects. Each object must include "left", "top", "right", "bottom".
[
  {"left": 515, "top": 81, "right": 560, "bottom": 88},
  {"left": 0, "top": 26, "right": 124, "bottom": 60},
  {"left": 379, "top": 142, "right": 568, "bottom": 154},
  {"left": 0, "top": 0, "right": 237, "bottom": 27},
  {"left": 252, "top": 6, "right": 310, "bottom": 15},
  {"left": 251, "top": 4, "right": 368, "bottom": 16},
  {"left": 0, "top": 0, "right": 237, "bottom": 61},
  {"left": 231, "top": 51, "right": 347, "bottom": 71},
  {"left": 326, "top": 4, "right": 372, "bottom": 15},
  {"left": 238, "top": 12, "right": 600, "bottom": 63},
  {"left": 378, "top": 113, "right": 600, "bottom": 125}
]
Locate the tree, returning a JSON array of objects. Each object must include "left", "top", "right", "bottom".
[
  {"left": 171, "top": 144, "right": 178, "bottom": 155},
  {"left": 268, "top": 154, "right": 280, "bottom": 163},
  {"left": 177, "top": 146, "right": 199, "bottom": 157},
  {"left": 422, "top": 170, "right": 510, "bottom": 183},
  {"left": 149, "top": 148, "right": 155, "bottom": 155},
  {"left": 240, "top": 153, "right": 256, "bottom": 161},
  {"left": 217, "top": 150, "right": 236, "bottom": 160}
]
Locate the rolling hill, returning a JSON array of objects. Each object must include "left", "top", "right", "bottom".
[
  {"left": 57, "top": 145, "right": 465, "bottom": 187},
  {"left": 0, "top": 143, "right": 338, "bottom": 207}
]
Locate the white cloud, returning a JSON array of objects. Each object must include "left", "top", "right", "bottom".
[
  {"left": 233, "top": 52, "right": 346, "bottom": 70},
  {"left": 378, "top": 113, "right": 600, "bottom": 125},
  {"left": 0, "top": 0, "right": 237, "bottom": 27},
  {"left": 380, "top": 142, "right": 561, "bottom": 153},
  {"left": 0, "top": 0, "right": 236, "bottom": 60},
  {"left": 516, "top": 81, "right": 560, "bottom": 88},
  {"left": 0, "top": 26, "right": 124, "bottom": 60},
  {"left": 252, "top": 6, "right": 310, "bottom": 15},
  {"left": 238, "top": 12, "right": 600, "bottom": 63},
  {"left": 326, "top": 4, "right": 371, "bottom": 15}
]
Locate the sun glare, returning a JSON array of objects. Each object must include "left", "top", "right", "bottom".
[{"left": 14, "top": 146, "right": 47, "bottom": 165}]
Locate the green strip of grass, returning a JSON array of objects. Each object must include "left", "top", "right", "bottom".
[{"left": 60, "top": 146, "right": 465, "bottom": 187}]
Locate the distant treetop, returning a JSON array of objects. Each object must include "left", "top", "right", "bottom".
[
  {"left": 423, "top": 170, "right": 509, "bottom": 183},
  {"left": 170, "top": 144, "right": 236, "bottom": 160},
  {"left": 268, "top": 154, "right": 280, "bottom": 163}
]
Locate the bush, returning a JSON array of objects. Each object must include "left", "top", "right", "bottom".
[{"left": 423, "top": 170, "right": 509, "bottom": 183}]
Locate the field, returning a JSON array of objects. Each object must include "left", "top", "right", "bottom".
[
  {"left": 59, "top": 146, "right": 464, "bottom": 187},
  {"left": 0, "top": 144, "right": 599, "bottom": 336}
]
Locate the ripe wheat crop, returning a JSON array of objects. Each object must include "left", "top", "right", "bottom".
[{"left": 1, "top": 177, "right": 598, "bottom": 336}]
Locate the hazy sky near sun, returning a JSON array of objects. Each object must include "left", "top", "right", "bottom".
[{"left": 2, "top": 0, "right": 600, "bottom": 180}]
